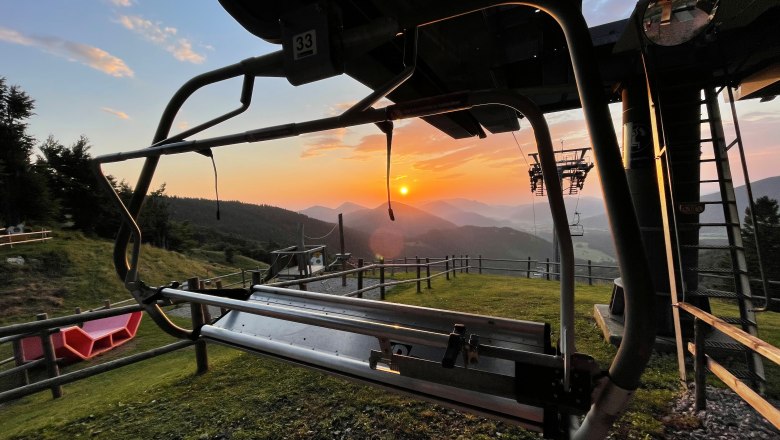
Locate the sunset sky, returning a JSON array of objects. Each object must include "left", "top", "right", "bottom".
[{"left": 2, "top": 0, "right": 778, "bottom": 211}]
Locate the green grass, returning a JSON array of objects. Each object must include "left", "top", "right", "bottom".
[
  {"left": 0, "top": 230, "right": 266, "bottom": 325},
  {"left": 0, "top": 273, "right": 692, "bottom": 439}
]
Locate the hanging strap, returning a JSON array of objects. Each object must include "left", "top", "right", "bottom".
[
  {"left": 377, "top": 121, "right": 395, "bottom": 221},
  {"left": 198, "top": 148, "right": 221, "bottom": 220}
]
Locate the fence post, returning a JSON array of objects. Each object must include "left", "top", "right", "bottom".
[
  {"left": 694, "top": 318, "right": 706, "bottom": 411},
  {"left": 445, "top": 256, "right": 450, "bottom": 280},
  {"left": 390, "top": 259, "right": 395, "bottom": 277},
  {"left": 404, "top": 257, "right": 408, "bottom": 273},
  {"left": 459, "top": 255, "right": 463, "bottom": 273},
  {"left": 251, "top": 270, "right": 262, "bottom": 287},
  {"left": 36, "top": 313, "right": 62, "bottom": 399},
  {"left": 478, "top": 255, "right": 482, "bottom": 274},
  {"left": 379, "top": 257, "right": 386, "bottom": 300},
  {"left": 546, "top": 258, "right": 550, "bottom": 281},
  {"left": 426, "top": 258, "right": 432, "bottom": 289},
  {"left": 452, "top": 255, "right": 457, "bottom": 278},
  {"left": 588, "top": 260, "right": 593, "bottom": 286},
  {"left": 11, "top": 339, "right": 29, "bottom": 386},
  {"left": 527, "top": 257, "right": 532, "bottom": 278},
  {"left": 187, "top": 277, "right": 209, "bottom": 375},
  {"left": 357, "top": 258, "right": 364, "bottom": 298},
  {"left": 104, "top": 299, "right": 111, "bottom": 309},
  {"left": 242, "top": 269, "right": 246, "bottom": 288},
  {"left": 416, "top": 257, "right": 422, "bottom": 293}
]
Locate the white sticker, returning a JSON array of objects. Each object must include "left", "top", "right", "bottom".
[{"left": 292, "top": 29, "right": 317, "bottom": 60}]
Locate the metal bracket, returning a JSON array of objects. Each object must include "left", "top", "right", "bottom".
[{"left": 442, "top": 324, "right": 466, "bottom": 368}]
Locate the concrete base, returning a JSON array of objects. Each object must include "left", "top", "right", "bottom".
[{"left": 593, "top": 304, "right": 678, "bottom": 353}]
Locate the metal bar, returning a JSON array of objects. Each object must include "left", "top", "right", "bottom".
[
  {"left": 0, "top": 304, "right": 144, "bottom": 339},
  {"left": 243, "top": 285, "right": 547, "bottom": 335},
  {"left": 0, "top": 340, "right": 193, "bottom": 404},
  {"left": 161, "top": 288, "right": 451, "bottom": 349},
  {"left": 677, "top": 302, "right": 780, "bottom": 366}
]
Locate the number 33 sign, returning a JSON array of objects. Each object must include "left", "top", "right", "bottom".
[{"left": 293, "top": 30, "right": 317, "bottom": 60}]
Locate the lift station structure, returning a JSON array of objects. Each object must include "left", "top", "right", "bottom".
[{"left": 92, "top": 1, "right": 780, "bottom": 438}]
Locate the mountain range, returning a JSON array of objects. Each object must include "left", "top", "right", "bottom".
[{"left": 166, "top": 176, "right": 777, "bottom": 266}]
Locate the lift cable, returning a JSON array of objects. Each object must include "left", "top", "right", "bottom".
[{"left": 512, "top": 131, "right": 538, "bottom": 237}]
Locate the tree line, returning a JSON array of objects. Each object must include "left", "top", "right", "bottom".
[{"left": 0, "top": 77, "right": 179, "bottom": 249}]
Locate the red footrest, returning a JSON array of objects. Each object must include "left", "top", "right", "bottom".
[{"left": 21, "top": 312, "right": 143, "bottom": 362}]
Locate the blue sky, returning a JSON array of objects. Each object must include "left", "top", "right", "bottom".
[{"left": 1, "top": 1, "right": 778, "bottom": 210}]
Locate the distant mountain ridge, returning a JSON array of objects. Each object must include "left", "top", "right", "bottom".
[{"left": 299, "top": 202, "right": 367, "bottom": 223}]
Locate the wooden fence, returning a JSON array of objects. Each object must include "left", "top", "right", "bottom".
[
  {"left": 0, "top": 230, "right": 52, "bottom": 247},
  {"left": 382, "top": 255, "right": 619, "bottom": 286},
  {"left": 677, "top": 302, "right": 780, "bottom": 430}
]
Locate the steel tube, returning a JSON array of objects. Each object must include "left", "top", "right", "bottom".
[
  {"left": 162, "top": 288, "right": 451, "bottom": 348},
  {"left": 251, "top": 285, "right": 546, "bottom": 335}
]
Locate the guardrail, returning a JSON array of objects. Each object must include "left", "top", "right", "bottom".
[{"left": 676, "top": 302, "right": 780, "bottom": 430}]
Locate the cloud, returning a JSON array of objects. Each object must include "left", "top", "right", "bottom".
[
  {"left": 300, "top": 128, "right": 351, "bottom": 158},
  {"left": 0, "top": 27, "right": 133, "bottom": 77},
  {"left": 109, "top": 0, "right": 134, "bottom": 7},
  {"left": 118, "top": 15, "right": 205, "bottom": 64},
  {"left": 101, "top": 107, "right": 130, "bottom": 119}
]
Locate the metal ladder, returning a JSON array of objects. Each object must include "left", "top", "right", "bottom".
[{"left": 655, "top": 86, "right": 766, "bottom": 389}]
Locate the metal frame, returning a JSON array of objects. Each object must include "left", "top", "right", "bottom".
[{"left": 92, "top": 3, "right": 657, "bottom": 438}]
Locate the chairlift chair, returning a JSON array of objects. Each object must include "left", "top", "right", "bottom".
[{"left": 92, "top": 2, "right": 656, "bottom": 439}]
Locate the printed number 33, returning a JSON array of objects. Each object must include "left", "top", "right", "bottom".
[{"left": 296, "top": 33, "right": 313, "bottom": 51}]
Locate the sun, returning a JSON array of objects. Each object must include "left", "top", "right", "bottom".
[{"left": 399, "top": 186, "right": 409, "bottom": 196}]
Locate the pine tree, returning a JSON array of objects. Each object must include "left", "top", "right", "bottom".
[
  {"left": 742, "top": 196, "right": 780, "bottom": 310},
  {"left": 0, "top": 77, "right": 54, "bottom": 225}
]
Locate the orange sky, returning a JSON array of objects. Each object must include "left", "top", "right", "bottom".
[{"left": 102, "top": 95, "right": 780, "bottom": 213}]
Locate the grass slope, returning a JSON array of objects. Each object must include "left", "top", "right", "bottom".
[
  {"left": 0, "top": 230, "right": 265, "bottom": 325},
  {"left": 2, "top": 274, "right": 687, "bottom": 440}
]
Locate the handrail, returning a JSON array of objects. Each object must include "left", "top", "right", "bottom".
[{"left": 676, "top": 302, "right": 780, "bottom": 365}]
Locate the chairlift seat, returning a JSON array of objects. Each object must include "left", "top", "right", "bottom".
[{"left": 195, "top": 286, "right": 562, "bottom": 429}]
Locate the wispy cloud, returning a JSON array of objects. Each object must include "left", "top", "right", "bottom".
[
  {"left": 109, "top": 0, "right": 133, "bottom": 7},
  {"left": 118, "top": 15, "right": 205, "bottom": 64},
  {"left": 0, "top": 27, "right": 133, "bottom": 77},
  {"left": 101, "top": 107, "right": 130, "bottom": 119}
]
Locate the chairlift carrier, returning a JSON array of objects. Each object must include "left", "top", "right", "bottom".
[{"left": 92, "top": 2, "right": 656, "bottom": 439}]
